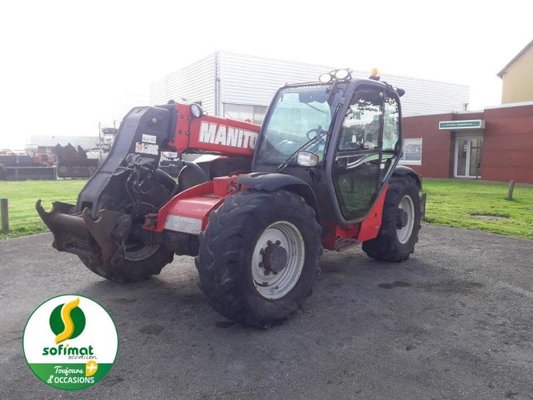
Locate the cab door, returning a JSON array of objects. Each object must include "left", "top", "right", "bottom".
[{"left": 331, "top": 85, "right": 400, "bottom": 221}]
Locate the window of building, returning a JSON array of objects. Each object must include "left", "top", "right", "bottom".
[
  {"left": 400, "top": 138, "right": 422, "bottom": 165},
  {"left": 223, "top": 103, "right": 268, "bottom": 125}
]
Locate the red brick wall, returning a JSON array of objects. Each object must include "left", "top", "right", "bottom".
[
  {"left": 402, "top": 106, "right": 533, "bottom": 184},
  {"left": 453, "top": 112, "right": 485, "bottom": 121},
  {"left": 402, "top": 113, "right": 453, "bottom": 178},
  {"left": 482, "top": 105, "right": 533, "bottom": 184}
]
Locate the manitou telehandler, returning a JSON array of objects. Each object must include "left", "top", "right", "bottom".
[{"left": 37, "top": 69, "right": 422, "bottom": 327}]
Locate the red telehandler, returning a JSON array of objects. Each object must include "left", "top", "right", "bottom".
[{"left": 37, "top": 69, "right": 421, "bottom": 327}]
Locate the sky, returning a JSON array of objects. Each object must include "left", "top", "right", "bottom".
[{"left": 0, "top": 0, "right": 531, "bottom": 150}]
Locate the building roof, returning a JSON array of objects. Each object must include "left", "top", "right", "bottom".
[{"left": 497, "top": 39, "right": 533, "bottom": 78}]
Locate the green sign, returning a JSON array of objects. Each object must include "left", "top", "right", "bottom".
[
  {"left": 439, "top": 120, "right": 485, "bottom": 130},
  {"left": 23, "top": 295, "right": 118, "bottom": 390}
]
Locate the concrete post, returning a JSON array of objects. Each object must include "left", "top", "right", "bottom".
[
  {"left": 1, "top": 198, "right": 8, "bottom": 233},
  {"left": 507, "top": 180, "right": 516, "bottom": 201}
]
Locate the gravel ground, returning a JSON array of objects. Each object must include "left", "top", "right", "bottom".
[{"left": 1, "top": 224, "right": 532, "bottom": 400}]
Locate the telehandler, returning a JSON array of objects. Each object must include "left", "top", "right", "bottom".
[{"left": 37, "top": 69, "right": 421, "bottom": 327}]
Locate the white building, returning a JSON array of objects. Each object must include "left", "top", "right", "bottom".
[{"left": 151, "top": 52, "right": 470, "bottom": 125}]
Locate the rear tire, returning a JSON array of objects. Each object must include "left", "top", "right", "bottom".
[
  {"left": 195, "top": 190, "right": 322, "bottom": 328},
  {"left": 79, "top": 245, "right": 173, "bottom": 283},
  {"left": 362, "top": 176, "right": 421, "bottom": 262}
]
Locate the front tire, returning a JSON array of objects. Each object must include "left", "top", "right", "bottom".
[
  {"left": 195, "top": 190, "right": 322, "bottom": 328},
  {"left": 79, "top": 244, "right": 173, "bottom": 283},
  {"left": 362, "top": 176, "right": 421, "bottom": 262}
]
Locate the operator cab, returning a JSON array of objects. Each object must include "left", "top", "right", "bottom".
[{"left": 253, "top": 69, "right": 404, "bottom": 224}]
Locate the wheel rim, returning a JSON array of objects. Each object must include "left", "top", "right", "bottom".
[
  {"left": 397, "top": 195, "right": 415, "bottom": 244},
  {"left": 251, "top": 221, "right": 305, "bottom": 300},
  {"left": 124, "top": 229, "right": 159, "bottom": 261}
]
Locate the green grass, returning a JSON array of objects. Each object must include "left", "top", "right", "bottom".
[
  {"left": 0, "top": 180, "right": 86, "bottom": 238},
  {"left": 0, "top": 178, "right": 532, "bottom": 240},
  {"left": 422, "top": 179, "right": 533, "bottom": 240}
]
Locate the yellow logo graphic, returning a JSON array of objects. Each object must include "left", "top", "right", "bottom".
[
  {"left": 49, "top": 298, "right": 86, "bottom": 344},
  {"left": 55, "top": 298, "right": 79, "bottom": 344},
  {"left": 85, "top": 360, "right": 98, "bottom": 377}
]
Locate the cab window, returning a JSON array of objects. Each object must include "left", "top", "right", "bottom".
[
  {"left": 383, "top": 96, "right": 400, "bottom": 151},
  {"left": 338, "top": 89, "right": 383, "bottom": 151},
  {"left": 333, "top": 87, "right": 384, "bottom": 220}
]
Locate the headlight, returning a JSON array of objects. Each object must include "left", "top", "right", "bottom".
[
  {"left": 319, "top": 73, "right": 333, "bottom": 83},
  {"left": 319, "top": 69, "right": 351, "bottom": 83},
  {"left": 334, "top": 69, "right": 351, "bottom": 80},
  {"left": 190, "top": 103, "right": 204, "bottom": 118}
]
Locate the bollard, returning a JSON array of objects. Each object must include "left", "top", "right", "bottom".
[
  {"left": 1, "top": 198, "right": 8, "bottom": 233},
  {"left": 420, "top": 192, "right": 427, "bottom": 221},
  {"left": 507, "top": 180, "right": 515, "bottom": 201}
]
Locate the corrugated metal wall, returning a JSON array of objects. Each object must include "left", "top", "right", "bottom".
[
  {"left": 219, "top": 52, "right": 469, "bottom": 116},
  {"left": 380, "top": 73, "right": 470, "bottom": 116},
  {"left": 218, "top": 52, "right": 337, "bottom": 109},
  {"left": 151, "top": 52, "right": 469, "bottom": 117},
  {"left": 150, "top": 54, "right": 217, "bottom": 115}
]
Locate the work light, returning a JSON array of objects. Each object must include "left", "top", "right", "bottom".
[
  {"left": 319, "top": 73, "right": 333, "bottom": 83},
  {"left": 190, "top": 103, "right": 204, "bottom": 118}
]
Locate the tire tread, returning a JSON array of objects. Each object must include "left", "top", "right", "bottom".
[
  {"left": 196, "top": 190, "right": 321, "bottom": 328},
  {"left": 362, "top": 176, "right": 421, "bottom": 262}
]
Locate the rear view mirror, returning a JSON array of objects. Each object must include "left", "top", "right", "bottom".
[{"left": 297, "top": 151, "right": 319, "bottom": 167}]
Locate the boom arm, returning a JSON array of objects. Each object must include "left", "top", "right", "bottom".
[
  {"left": 169, "top": 103, "right": 260, "bottom": 156},
  {"left": 36, "top": 102, "right": 260, "bottom": 267}
]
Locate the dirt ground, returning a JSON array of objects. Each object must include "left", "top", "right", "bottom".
[{"left": 1, "top": 224, "right": 532, "bottom": 399}]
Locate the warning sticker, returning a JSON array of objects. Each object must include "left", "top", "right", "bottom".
[
  {"left": 142, "top": 134, "right": 157, "bottom": 144},
  {"left": 135, "top": 142, "right": 159, "bottom": 155}
]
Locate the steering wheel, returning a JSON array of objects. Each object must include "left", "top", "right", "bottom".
[{"left": 306, "top": 128, "right": 325, "bottom": 140}]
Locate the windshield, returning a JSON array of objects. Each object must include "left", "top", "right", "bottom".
[{"left": 255, "top": 86, "right": 337, "bottom": 164}]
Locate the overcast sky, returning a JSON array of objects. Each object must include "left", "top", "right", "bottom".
[{"left": 0, "top": 0, "right": 531, "bottom": 150}]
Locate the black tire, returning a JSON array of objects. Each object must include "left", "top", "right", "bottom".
[
  {"left": 195, "top": 190, "right": 322, "bottom": 328},
  {"left": 79, "top": 169, "right": 176, "bottom": 282},
  {"left": 79, "top": 245, "right": 173, "bottom": 283},
  {"left": 362, "top": 176, "right": 421, "bottom": 262}
]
